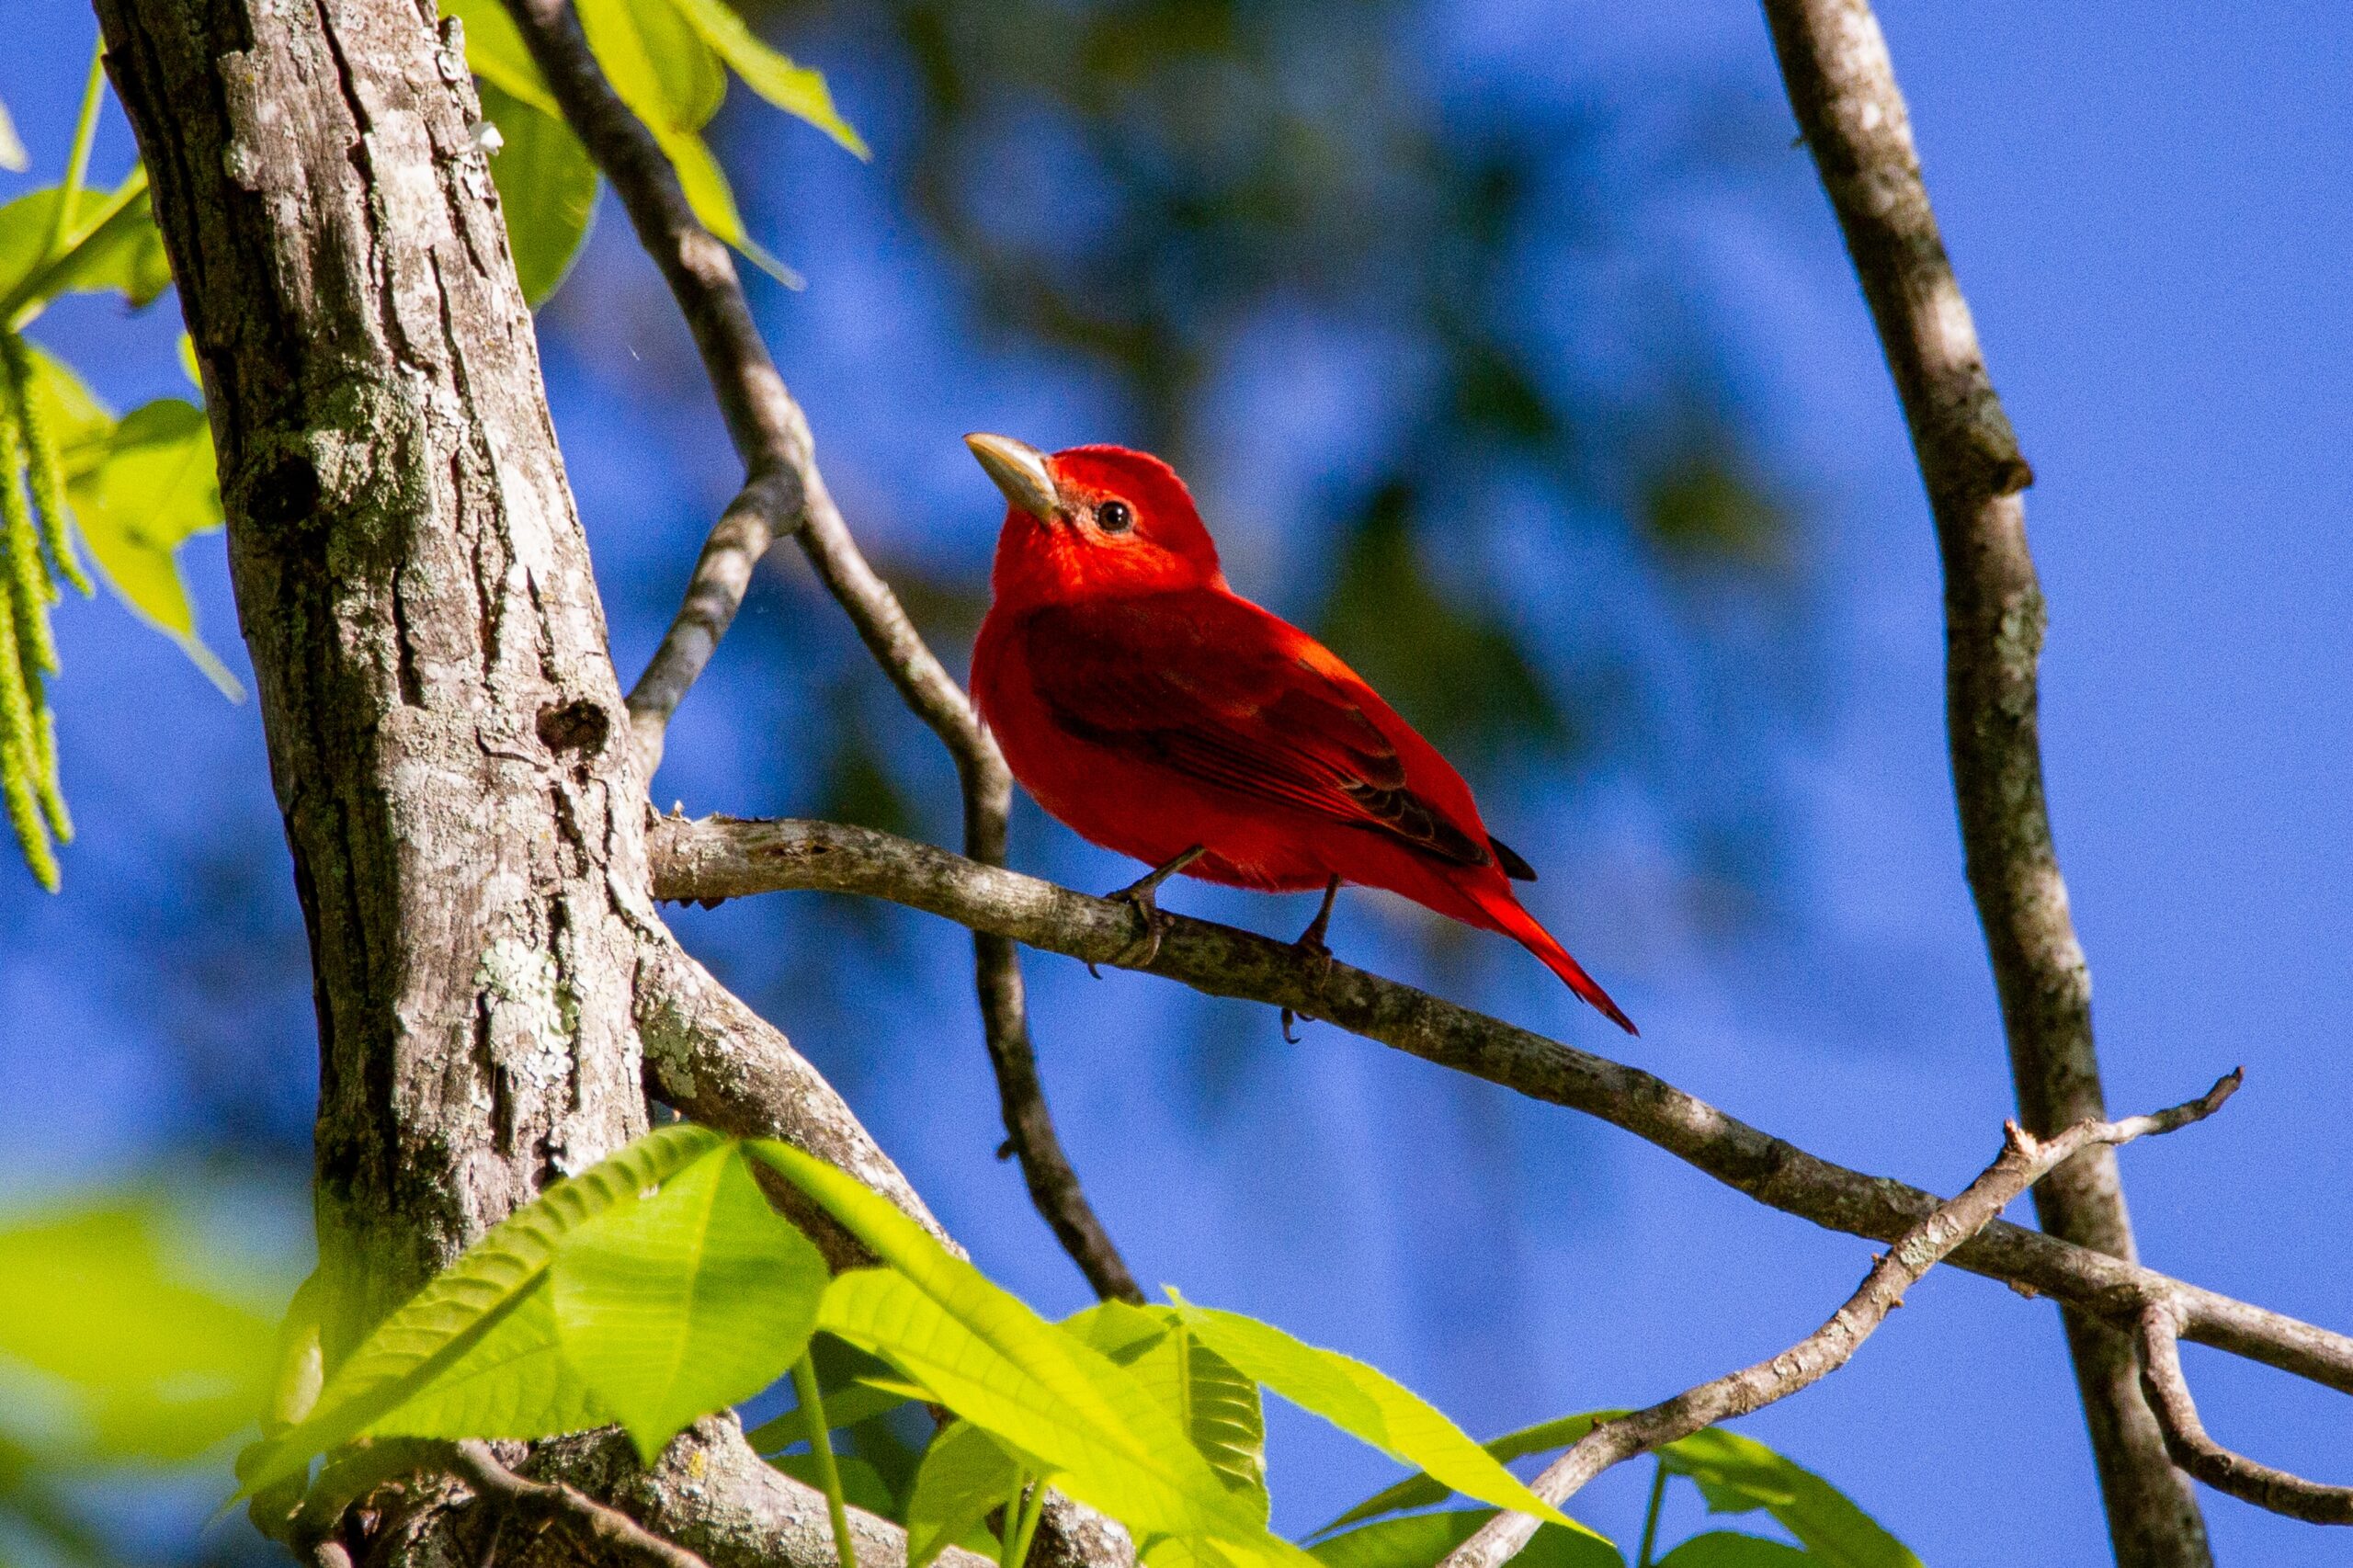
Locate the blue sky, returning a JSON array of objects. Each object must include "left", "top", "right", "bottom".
[{"left": 5, "top": 2, "right": 2351, "bottom": 1562}]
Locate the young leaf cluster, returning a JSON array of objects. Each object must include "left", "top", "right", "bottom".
[
  {"left": 233, "top": 1126, "right": 1923, "bottom": 1568},
  {"left": 0, "top": 54, "right": 241, "bottom": 891},
  {"left": 444, "top": 0, "right": 867, "bottom": 304}
]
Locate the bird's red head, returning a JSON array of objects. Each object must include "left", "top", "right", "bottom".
[{"left": 966, "top": 434, "right": 1224, "bottom": 607}]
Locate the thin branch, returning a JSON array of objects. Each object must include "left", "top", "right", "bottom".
[
  {"left": 646, "top": 813, "right": 2353, "bottom": 1397},
  {"left": 501, "top": 0, "right": 1141, "bottom": 1303},
  {"left": 1756, "top": 2, "right": 2200, "bottom": 1560},
  {"left": 1438, "top": 1076, "right": 2242, "bottom": 1568},
  {"left": 453, "top": 1440, "right": 713, "bottom": 1568},
  {"left": 2138, "top": 1302, "right": 2353, "bottom": 1525}
]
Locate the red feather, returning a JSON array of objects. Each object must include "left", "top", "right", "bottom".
[{"left": 970, "top": 440, "right": 1634, "bottom": 1033}]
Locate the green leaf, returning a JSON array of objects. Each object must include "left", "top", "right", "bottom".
[
  {"left": 755, "top": 1142, "right": 1302, "bottom": 1566},
  {"left": 1165, "top": 1298, "right": 1585, "bottom": 1538},
  {"left": 578, "top": 0, "right": 722, "bottom": 133},
  {"left": 445, "top": 0, "right": 563, "bottom": 116},
  {"left": 1658, "top": 1431, "right": 1915, "bottom": 1568},
  {"left": 1313, "top": 1414, "right": 1613, "bottom": 1537},
  {"left": 1064, "top": 1302, "right": 1267, "bottom": 1520},
  {"left": 768, "top": 1450, "right": 902, "bottom": 1520},
  {"left": 1654, "top": 1535, "right": 1813, "bottom": 1568},
  {"left": 658, "top": 125, "right": 800, "bottom": 288},
  {"left": 368, "top": 1268, "right": 611, "bottom": 1440},
  {"left": 1307, "top": 1511, "right": 1621, "bottom": 1568},
  {"left": 902, "top": 1420, "right": 1019, "bottom": 1568},
  {"left": 0, "top": 176, "right": 171, "bottom": 314},
  {"left": 0, "top": 1203, "right": 276, "bottom": 1461},
  {"left": 551, "top": 1143, "right": 828, "bottom": 1462},
  {"left": 744, "top": 1378, "right": 910, "bottom": 1453},
  {"left": 53, "top": 392, "right": 242, "bottom": 699},
  {"left": 477, "top": 84, "right": 598, "bottom": 306},
  {"left": 657, "top": 0, "right": 868, "bottom": 157},
  {"left": 236, "top": 1124, "right": 725, "bottom": 1495},
  {"left": 0, "top": 97, "right": 26, "bottom": 175}
]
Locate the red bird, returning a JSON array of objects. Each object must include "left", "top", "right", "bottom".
[{"left": 965, "top": 434, "right": 1635, "bottom": 1034}]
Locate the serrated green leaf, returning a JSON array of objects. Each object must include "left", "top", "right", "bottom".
[
  {"left": 368, "top": 1268, "right": 611, "bottom": 1440},
  {"left": 1064, "top": 1302, "right": 1266, "bottom": 1520},
  {"left": 551, "top": 1143, "right": 827, "bottom": 1462},
  {"left": 756, "top": 1142, "right": 1303, "bottom": 1566},
  {"left": 476, "top": 83, "right": 599, "bottom": 306},
  {"left": 768, "top": 1449, "right": 902, "bottom": 1520},
  {"left": 1658, "top": 1431, "right": 1915, "bottom": 1568},
  {"left": 1654, "top": 1534, "right": 1812, "bottom": 1568},
  {"left": 657, "top": 0, "right": 867, "bottom": 157},
  {"left": 1313, "top": 1414, "right": 1614, "bottom": 1537},
  {"left": 1165, "top": 1298, "right": 1583, "bottom": 1537},
  {"left": 903, "top": 1420, "right": 1018, "bottom": 1568},
  {"left": 52, "top": 393, "right": 241, "bottom": 699},
  {"left": 235, "top": 1124, "right": 725, "bottom": 1496},
  {"left": 1307, "top": 1511, "right": 1622, "bottom": 1568}
]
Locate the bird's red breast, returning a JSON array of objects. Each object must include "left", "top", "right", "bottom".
[{"left": 965, "top": 435, "right": 1634, "bottom": 1032}]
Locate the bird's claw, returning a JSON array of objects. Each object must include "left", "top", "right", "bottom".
[
  {"left": 1110, "top": 881, "right": 1176, "bottom": 968},
  {"left": 1281, "top": 876, "right": 1342, "bottom": 1042}
]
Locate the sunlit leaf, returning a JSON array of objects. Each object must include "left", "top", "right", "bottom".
[
  {"left": 477, "top": 82, "right": 599, "bottom": 305},
  {"left": 1307, "top": 1510, "right": 1621, "bottom": 1568},
  {"left": 1314, "top": 1414, "right": 1611, "bottom": 1536},
  {"left": 0, "top": 176, "right": 171, "bottom": 312},
  {"left": 1654, "top": 1535, "right": 1813, "bottom": 1568},
  {"left": 903, "top": 1419, "right": 1019, "bottom": 1568},
  {"left": 1166, "top": 1297, "right": 1585, "bottom": 1537},
  {"left": 367, "top": 1269, "right": 611, "bottom": 1440},
  {"left": 658, "top": 0, "right": 868, "bottom": 157},
  {"left": 235, "top": 1124, "right": 725, "bottom": 1495},
  {"left": 1659, "top": 1430, "right": 1915, "bottom": 1568},
  {"left": 551, "top": 1143, "right": 828, "bottom": 1461},
  {"left": 53, "top": 393, "right": 242, "bottom": 699},
  {"left": 659, "top": 124, "right": 801, "bottom": 287},
  {"left": 1064, "top": 1301, "right": 1267, "bottom": 1519},
  {"left": 756, "top": 1142, "right": 1304, "bottom": 1566}
]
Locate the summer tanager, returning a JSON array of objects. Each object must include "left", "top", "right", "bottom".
[{"left": 966, "top": 434, "right": 1635, "bottom": 1034}]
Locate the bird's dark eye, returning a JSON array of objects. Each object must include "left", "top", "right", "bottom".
[{"left": 1096, "top": 500, "right": 1134, "bottom": 534}]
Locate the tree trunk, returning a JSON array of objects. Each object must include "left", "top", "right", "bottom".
[{"left": 95, "top": 0, "right": 649, "bottom": 1352}]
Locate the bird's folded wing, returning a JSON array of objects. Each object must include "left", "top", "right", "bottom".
[{"left": 1021, "top": 596, "right": 1495, "bottom": 870}]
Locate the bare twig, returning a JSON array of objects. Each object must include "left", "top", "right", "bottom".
[
  {"left": 453, "top": 1440, "right": 712, "bottom": 1568},
  {"left": 501, "top": 0, "right": 1140, "bottom": 1301},
  {"left": 2137, "top": 1302, "right": 2353, "bottom": 1525},
  {"left": 1438, "top": 1075, "right": 2242, "bottom": 1568},
  {"left": 1756, "top": 3, "right": 2203, "bottom": 1560},
  {"left": 646, "top": 813, "right": 2353, "bottom": 1397}
]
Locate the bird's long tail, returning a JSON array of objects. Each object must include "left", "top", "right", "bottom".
[{"left": 1468, "top": 882, "right": 1637, "bottom": 1034}]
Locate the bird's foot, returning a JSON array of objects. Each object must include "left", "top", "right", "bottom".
[
  {"left": 1281, "top": 876, "right": 1343, "bottom": 1043},
  {"left": 1100, "top": 846, "right": 1206, "bottom": 971}
]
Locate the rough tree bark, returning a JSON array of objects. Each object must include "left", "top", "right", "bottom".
[{"left": 1758, "top": 4, "right": 2212, "bottom": 1565}]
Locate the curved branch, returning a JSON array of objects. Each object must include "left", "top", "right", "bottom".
[
  {"left": 2137, "top": 1303, "right": 2353, "bottom": 1525},
  {"left": 1757, "top": 1, "right": 2200, "bottom": 1559},
  {"left": 1440, "top": 1077, "right": 2241, "bottom": 1568},
  {"left": 501, "top": 0, "right": 1140, "bottom": 1303},
  {"left": 646, "top": 812, "right": 2353, "bottom": 1396}
]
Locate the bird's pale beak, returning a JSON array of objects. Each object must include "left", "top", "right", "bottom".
[{"left": 965, "top": 432, "right": 1060, "bottom": 521}]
